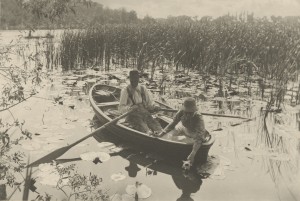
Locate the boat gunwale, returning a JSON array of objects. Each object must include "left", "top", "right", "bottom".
[{"left": 89, "top": 83, "right": 200, "bottom": 146}]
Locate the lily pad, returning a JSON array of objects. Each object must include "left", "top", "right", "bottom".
[
  {"left": 109, "top": 147, "right": 124, "bottom": 153},
  {"left": 80, "top": 152, "right": 98, "bottom": 161},
  {"left": 126, "top": 182, "right": 152, "bottom": 199},
  {"left": 111, "top": 173, "right": 126, "bottom": 181},
  {"left": 97, "top": 142, "right": 115, "bottom": 148},
  {"left": 80, "top": 151, "right": 111, "bottom": 162}
]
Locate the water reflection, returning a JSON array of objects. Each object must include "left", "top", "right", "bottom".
[
  {"left": 90, "top": 119, "right": 205, "bottom": 200},
  {"left": 125, "top": 162, "right": 141, "bottom": 178},
  {"left": 55, "top": 140, "right": 204, "bottom": 201},
  {"left": 173, "top": 173, "right": 202, "bottom": 201},
  {"left": 123, "top": 151, "right": 203, "bottom": 201},
  {"left": 117, "top": 151, "right": 203, "bottom": 201}
]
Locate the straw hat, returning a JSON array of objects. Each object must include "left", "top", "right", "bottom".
[{"left": 182, "top": 97, "right": 198, "bottom": 112}]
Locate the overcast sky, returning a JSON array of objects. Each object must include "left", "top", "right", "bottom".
[{"left": 95, "top": 0, "right": 300, "bottom": 18}]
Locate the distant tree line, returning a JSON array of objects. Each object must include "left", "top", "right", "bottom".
[{"left": 0, "top": 0, "right": 139, "bottom": 30}]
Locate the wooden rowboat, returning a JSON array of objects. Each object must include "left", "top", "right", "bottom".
[{"left": 89, "top": 84, "right": 215, "bottom": 164}]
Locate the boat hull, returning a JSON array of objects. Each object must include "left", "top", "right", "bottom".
[{"left": 90, "top": 84, "right": 214, "bottom": 164}]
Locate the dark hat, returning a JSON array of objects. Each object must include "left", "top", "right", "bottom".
[
  {"left": 182, "top": 97, "right": 198, "bottom": 112},
  {"left": 129, "top": 70, "right": 139, "bottom": 77},
  {"left": 125, "top": 162, "right": 141, "bottom": 178}
]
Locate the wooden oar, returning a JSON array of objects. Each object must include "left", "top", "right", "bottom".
[
  {"left": 28, "top": 110, "right": 133, "bottom": 167},
  {"left": 158, "top": 108, "right": 250, "bottom": 120}
]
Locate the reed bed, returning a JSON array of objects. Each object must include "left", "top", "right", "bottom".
[
  {"left": 57, "top": 15, "right": 299, "bottom": 80},
  {"left": 55, "top": 15, "right": 300, "bottom": 104}
]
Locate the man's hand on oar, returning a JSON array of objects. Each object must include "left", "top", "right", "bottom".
[{"left": 27, "top": 110, "right": 134, "bottom": 167}]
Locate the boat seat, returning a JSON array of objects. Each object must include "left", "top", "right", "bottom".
[
  {"left": 96, "top": 101, "right": 120, "bottom": 107},
  {"left": 95, "top": 90, "right": 113, "bottom": 96}
]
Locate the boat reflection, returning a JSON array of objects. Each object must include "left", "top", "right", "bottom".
[
  {"left": 172, "top": 173, "right": 202, "bottom": 201},
  {"left": 120, "top": 152, "right": 203, "bottom": 201},
  {"left": 56, "top": 128, "right": 205, "bottom": 201},
  {"left": 98, "top": 126, "right": 206, "bottom": 200}
]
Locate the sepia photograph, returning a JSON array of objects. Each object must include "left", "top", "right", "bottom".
[{"left": 1, "top": 0, "right": 300, "bottom": 200}]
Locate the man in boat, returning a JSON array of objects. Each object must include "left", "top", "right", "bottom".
[
  {"left": 119, "top": 70, "right": 163, "bottom": 134},
  {"left": 156, "top": 97, "right": 211, "bottom": 169}
]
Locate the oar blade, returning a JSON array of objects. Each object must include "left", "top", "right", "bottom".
[
  {"left": 27, "top": 110, "right": 133, "bottom": 168},
  {"left": 28, "top": 145, "right": 72, "bottom": 167}
]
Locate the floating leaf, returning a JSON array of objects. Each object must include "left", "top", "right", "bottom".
[
  {"left": 126, "top": 183, "right": 152, "bottom": 199},
  {"left": 80, "top": 152, "right": 110, "bottom": 162},
  {"left": 97, "top": 152, "right": 110, "bottom": 162},
  {"left": 111, "top": 173, "right": 126, "bottom": 181},
  {"left": 109, "top": 147, "right": 124, "bottom": 153},
  {"left": 80, "top": 152, "right": 98, "bottom": 161},
  {"left": 97, "top": 142, "right": 114, "bottom": 148}
]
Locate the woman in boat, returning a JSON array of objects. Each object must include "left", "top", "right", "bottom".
[
  {"left": 157, "top": 97, "right": 211, "bottom": 169},
  {"left": 119, "top": 70, "right": 162, "bottom": 134}
]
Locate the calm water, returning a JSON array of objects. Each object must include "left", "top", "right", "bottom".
[{"left": 1, "top": 30, "right": 300, "bottom": 201}]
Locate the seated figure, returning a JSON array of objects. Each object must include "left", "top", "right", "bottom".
[
  {"left": 118, "top": 70, "right": 162, "bottom": 134},
  {"left": 157, "top": 97, "right": 211, "bottom": 169}
]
